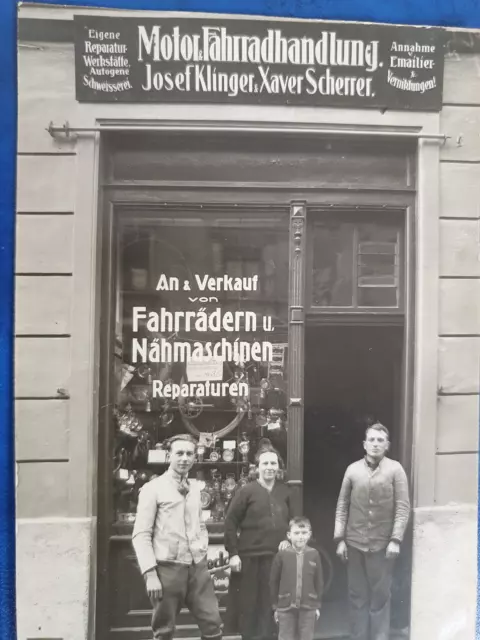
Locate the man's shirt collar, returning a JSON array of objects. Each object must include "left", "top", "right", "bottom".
[{"left": 364, "top": 455, "right": 385, "bottom": 471}]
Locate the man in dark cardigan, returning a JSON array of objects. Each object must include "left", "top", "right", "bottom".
[{"left": 224, "top": 446, "right": 294, "bottom": 640}]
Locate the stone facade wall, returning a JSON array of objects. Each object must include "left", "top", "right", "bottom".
[{"left": 410, "top": 50, "right": 480, "bottom": 640}]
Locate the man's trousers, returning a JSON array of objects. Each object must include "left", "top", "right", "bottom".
[
  {"left": 347, "top": 546, "right": 395, "bottom": 640},
  {"left": 151, "top": 559, "right": 223, "bottom": 640}
]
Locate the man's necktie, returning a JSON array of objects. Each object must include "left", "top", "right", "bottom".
[{"left": 178, "top": 477, "right": 190, "bottom": 497}]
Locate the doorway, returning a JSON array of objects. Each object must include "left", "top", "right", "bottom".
[{"left": 303, "top": 324, "right": 409, "bottom": 638}]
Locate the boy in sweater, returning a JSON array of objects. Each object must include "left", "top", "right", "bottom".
[{"left": 270, "top": 517, "right": 323, "bottom": 640}]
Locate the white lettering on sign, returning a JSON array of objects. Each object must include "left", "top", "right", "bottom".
[
  {"left": 387, "top": 40, "right": 437, "bottom": 93},
  {"left": 138, "top": 25, "right": 379, "bottom": 71},
  {"left": 387, "top": 70, "right": 437, "bottom": 93},
  {"left": 152, "top": 380, "right": 249, "bottom": 400},
  {"left": 81, "top": 27, "right": 132, "bottom": 89}
]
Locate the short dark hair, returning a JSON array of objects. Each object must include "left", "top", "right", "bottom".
[
  {"left": 365, "top": 422, "right": 390, "bottom": 441},
  {"left": 288, "top": 516, "right": 312, "bottom": 532},
  {"left": 165, "top": 434, "right": 197, "bottom": 451}
]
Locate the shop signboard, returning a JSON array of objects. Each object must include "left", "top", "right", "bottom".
[{"left": 74, "top": 15, "right": 445, "bottom": 110}]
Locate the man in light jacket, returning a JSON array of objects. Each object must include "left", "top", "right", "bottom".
[
  {"left": 132, "top": 433, "right": 223, "bottom": 640},
  {"left": 334, "top": 423, "right": 410, "bottom": 640}
]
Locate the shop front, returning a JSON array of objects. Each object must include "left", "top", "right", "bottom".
[
  {"left": 15, "top": 7, "right": 479, "bottom": 640},
  {"left": 94, "top": 129, "right": 416, "bottom": 639}
]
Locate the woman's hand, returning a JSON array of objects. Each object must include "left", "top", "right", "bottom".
[
  {"left": 229, "top": 554, "right": 242, "bottom": 572},
  {"left": 315, "top": 609, "right": 320, "bottom": 621},
  {"left": 274, "top": 610, "right": 279, "bottom": 624},
  {"left": 278, "top": 540, "right": 290, "bottom": 551}
]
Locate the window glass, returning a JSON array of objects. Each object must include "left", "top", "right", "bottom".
[
  {"left": 312, "top": 222, "right": 354, "bottom": 307},
  {"left": 357, "top": 223, "right": 399, "bottom": 307},
  {"left": 112, "top": 212, "right": 289, "bottom": 526},
  {"left": 312, "top": 217, "right": 402, "bottom": 310}
]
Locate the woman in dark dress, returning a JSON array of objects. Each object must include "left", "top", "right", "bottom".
[{"left": 224, "top": 445, "right": 294, "bottom": 640}]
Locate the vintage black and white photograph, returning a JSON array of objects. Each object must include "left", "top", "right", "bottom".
[{"left": 15, "top": 5, "right": 479, "bottom": 640}]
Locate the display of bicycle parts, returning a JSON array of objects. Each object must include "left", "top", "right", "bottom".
[
  {"left": 113, "top": 446, "right": 129, "bottom": 477},
  {"left": 238, "top": 433, "right": 250, "bottom": 463},
  {"left": 266, "top": 408, "right": 285, "bottom": 431},
  {"left": 209, "top": 447, "right": 221, "bottom": 463},
  {"left": 222, "top": 448, "right": 235, "bottom": 462},
  {"left": 136, "top": 364, "right": 153, "bottom": 382},
  {"left": 197, "top": 441, "right": 206, "bottom": 463},
  {"left": 115, "top": 404, "right": 143, "bottom": 439},
  {"left": 179, "top": 395, "right": 204, "bottom": 419},
  {"left": 132, "top": 430, "right": 153, "bottom": 465},
  {"left": 255, "top": 409, "right": 268, "bottom": 428},
  {"left": 177, "top": 373, "right": 247, "bottom": 439},
  {"left": 117, "top": 313, "right": 290, "bottom": 456},
  {"left": 201, "top": 488, "right": 212, "bottom": 509},
  {"left": 176, "top": 352, "right": 287, "bottom": 439},
  {"left": 159, "top": 407, "right": 174, "bottom": 428}
]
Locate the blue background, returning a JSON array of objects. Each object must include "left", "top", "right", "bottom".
[{"left": 1, "top": 0, "right": 479, "bottom": 638}]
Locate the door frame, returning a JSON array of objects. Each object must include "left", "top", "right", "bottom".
[
  {"left": 285, "top": 203, "right": 415, "bottom": 518},
  {"left": 291, "top": 203, "right": 416, "bottom": 633}
]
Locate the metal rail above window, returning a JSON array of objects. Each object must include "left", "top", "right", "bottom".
[{"left": 46, "top": 120, "right": 449, "bottom": 143}]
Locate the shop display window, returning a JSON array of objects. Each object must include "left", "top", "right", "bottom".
[{"left": 111, "top": 211, "right": 290, "bottom": 529}]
